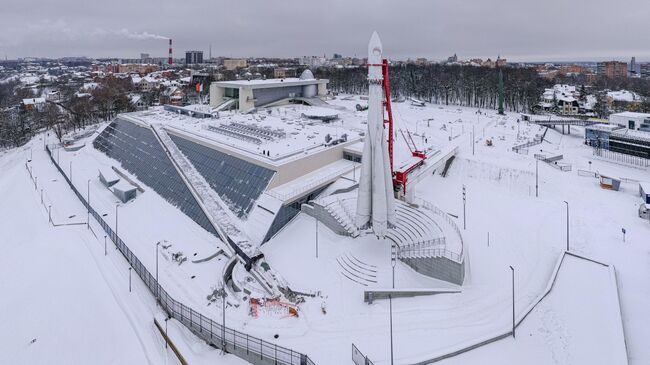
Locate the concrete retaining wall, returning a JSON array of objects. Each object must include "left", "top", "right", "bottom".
[
  {"left": 400, "top": 256, "right": 465, "bottom": 286},
  {"left": 364, "top": 289, "right": 461, "bottom": 303}
]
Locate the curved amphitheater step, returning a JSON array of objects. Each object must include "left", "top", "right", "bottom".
[
  {"left": 336, "top": 253, "right": 378, "bottom": 287},
  {"left": 385, "top": 202, "right": 444, "bottom": 249}
]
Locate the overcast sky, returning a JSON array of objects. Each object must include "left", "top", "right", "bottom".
[{"left": 1, "top": 0, "right": 648, "bottom": 62}]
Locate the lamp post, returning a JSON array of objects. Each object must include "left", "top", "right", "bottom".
[
  {"left": 104, "top": 235, "right": 107, "bottom": 256},
  {"left": 128, "top": 267, "right": 132, "bottom": 293},
  {"left": 563, "top": 201, "right": 569, "bottom": 252},
  {"left": 391, "top": 243, "right": 397, "bottom": 289},
  {"left": 115, "top": 204, "right": 119, "bottom": 242},
  {"left": 535, "top": 159, "right": 539, "bottom": 197},
  {"left": 509, "top": 266, "right": 515, "bottom": 338},
  {"left": 315, "top": 218, "right": 319, "bottom": 259},
  {"left": 87, "top": 179, "right": 91, "bottom": 229},
  {"left": 472, "top": 125, "right": 475, "bottom": 156},
  {"left": 389, "top": 294, "right": 394, "bottom": 365},
  {"left": 462, "top": 185, "right": 466, "bottom": 230}
]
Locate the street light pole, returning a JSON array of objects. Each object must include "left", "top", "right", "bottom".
[
  {"left": 391, "top": 243, "right": 397, "bottom": 289},
  {"left": 389, "top": 294, "right": 394, "bottom": 365},
  {"left": 87, "top": 179, "right": 91, "bottom": 229},
  {"left": 462, "top": 185, "right": 467, "bottom": 230},
  {"left": 563, "top": 201, "right": 569, "bottom": 252},
  {"left": 510, "top": 266, "right": 515, "bottom": 338},
  {"left": 535, "top": 159, "right": 539, "bottom": 197},
  {"left": 472, "top": 125, "right": 475, "bottom": 156},
  {"left": 115, "top": 204, "right": 119, "bottom": 241},
  {"left": 128, "top": 267, "right": 132, "bottom": 293}
]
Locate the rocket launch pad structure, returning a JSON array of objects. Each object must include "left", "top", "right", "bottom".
[{"left": 355, "top": 32, "right": 397, "bottom": 238}]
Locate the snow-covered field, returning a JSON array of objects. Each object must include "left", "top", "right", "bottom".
[
  {"left": 0, "top": 138, "right": 247, "bottom": 365},
  {"left": 1, "top": 96, "right": 648, "bottom": 364}
]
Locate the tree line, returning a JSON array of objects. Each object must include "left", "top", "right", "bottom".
[{"left": 315, "top": 64, "right": 552, "bottom": 113}]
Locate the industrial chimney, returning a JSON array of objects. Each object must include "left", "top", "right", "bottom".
[{"left": 168, "top": 39, "right": 173, "bottom": 65}]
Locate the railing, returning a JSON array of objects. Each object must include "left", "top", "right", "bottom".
[
  {"left": 352, "top": 344, "right": 375, "bottom": 365},
  {"left": 44, "top": 145, "right": 315, "bottom": 365},
  {"left": 395, "top": 237, "right": 446, "bottom": 253},
  {"left": 512, "top": 127, "right": 549, "bottom": 153},
  {"left": 398, "top": 247, "right": 463, "bottom": 262},
  {"left": 593, "top": 147, "right": 650, "bottom": 168},
  {"left": 410, "top": 198, "right": 465, "bottom": 264}
]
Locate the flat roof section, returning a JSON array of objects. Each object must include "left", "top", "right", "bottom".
[
  {"left": 213, "top": 77, "right": 328, "bottom": 90},
  {"left": 121, "top": 107, "right": 362, "bottom": 167}
]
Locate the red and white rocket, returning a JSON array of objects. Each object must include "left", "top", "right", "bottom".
[{"left": 355, "top": 31, "right": 396, "bottom": 238}]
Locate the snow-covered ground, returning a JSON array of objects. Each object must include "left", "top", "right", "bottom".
[
  {"left": 0, "top": 139, "right": 248, "bottom": 365},
  {"left": 1, "top": 96, "right": 648, "bottom": 364}
]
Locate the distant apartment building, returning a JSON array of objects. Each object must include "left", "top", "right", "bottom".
[
  {"left": 118, "top": 63, "right": 160, "bottom": 74},
  {"left": 640, "top": 63, "right": 650, "bottom": 79},
  {"left": 596, "top": 61, "right": 627, "bottom": 79},
  {"left": 185, "top": 51, "right": 203, "bottom": 64},
  {"left": 299, "top": 56, "right": 327, "bottom": 68},
  {"left": 223, "top": 58, "right": 247, "bottom": 70},
  {"left": 558, "top": 64, "right": 587, "bottom": 75},
  {"left": 273, "top": 67, "right": 297, "bottom": 78}
]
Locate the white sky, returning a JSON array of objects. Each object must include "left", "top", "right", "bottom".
[{"left": 1, "top": 0, "right": 648, "bottom": 62}]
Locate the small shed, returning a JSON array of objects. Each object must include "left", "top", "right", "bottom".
[
  {"left": 639, "top": 182, "right": 650, "bottom": 204},
  {"left": 112, "top": 180, "right": 137, "bottom": 203},
  {"left": 99, "top": 168, "right": 120, "bottom": 187},
  {"left": 599, "top": 175, "right": 621, "bottom": 191}
]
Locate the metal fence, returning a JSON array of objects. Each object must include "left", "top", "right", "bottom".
[
  {"left": 593, "top": 147, "right": 650, "bottom": 168},
  {"left": 44, "top": 145, "right": 315, "bottom": 365}
]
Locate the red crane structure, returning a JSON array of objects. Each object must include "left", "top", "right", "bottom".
[{"left": 375, "top": 59, "right": 427, "bottom": 194}]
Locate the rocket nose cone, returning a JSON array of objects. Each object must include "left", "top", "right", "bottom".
[{"left": 368, "top": 31, "right": 383, "bottom": 62}]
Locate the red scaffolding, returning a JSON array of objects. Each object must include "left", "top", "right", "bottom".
[{"left": 374, "top": 59, "right": 426, "bottom": 194}]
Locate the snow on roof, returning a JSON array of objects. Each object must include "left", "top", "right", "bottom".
[
  {"left": 299, "top": 69, "right": 314, "bottom": 80},
  {"left": 611, "top": 128, "right": 650, "bottom": 142},
  {"left": 586, "top": 123, "right": 623, "bottom": 132},
  {"left": 22, "top": 97, "right": 45, "bottom": 105},
  {"left": 610, "top": 111, "right": 650, "bottom": 119},
  {"left": 213, "top": 77, "right": 327, "bottom": 89},
  {"left": 83, "top": 82, "right": 99, "bottom": 90},
  {"left": 607, "top": 90, "right": 641, "bottom": 102},
  {"left": 121, "top": 105, "right": 361, "bottom": 166},
  {"left": 128, "top": 94, "right": 142, "bottom": 104},
  {"left": 639, "top": 181, "right": 650, "bottom": 193},
  {"left": 112, "top": 179, "right": 137, "bottom": 193}
]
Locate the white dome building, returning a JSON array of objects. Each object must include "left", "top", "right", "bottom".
[{"left": 300, "top": 69, "right": 317, "bottom": 97}]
